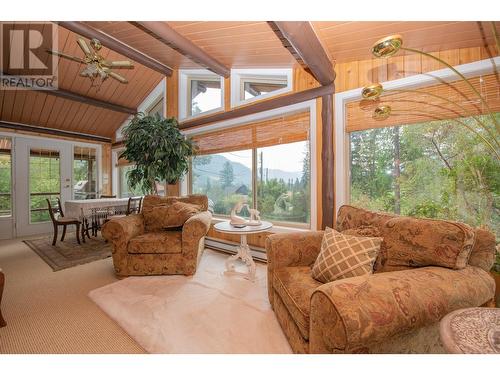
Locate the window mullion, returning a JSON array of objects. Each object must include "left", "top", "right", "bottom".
[{"left": 252, "top": 148, "right": 257, "bottom": 210}]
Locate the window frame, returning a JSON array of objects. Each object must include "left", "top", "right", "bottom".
[
  {"left": 230, "top": 68, "right": 293, "bottom": 108},
  {"left": 179, "top": 69, "right": 225, "bottom": 120},
  {"left": 183, "top": 100, "right": 317, "bottom": 230},
  {"left": 334, "top": 56, "right": 500, "bottom": 210}
]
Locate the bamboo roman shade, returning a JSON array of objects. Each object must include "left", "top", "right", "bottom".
[
  {"left": 346, "top": 74, "right": 500, "bottom": 132},
  {"left": 191, "top": 111, "right": 310, "bottom": 155}
]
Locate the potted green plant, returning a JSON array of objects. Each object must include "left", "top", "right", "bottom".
[
  {"left": 119, "top": 113, "right": 195, "bottom": 194},
  {"left": 491, "top": 245, "right": 500, "bottom": 307}
]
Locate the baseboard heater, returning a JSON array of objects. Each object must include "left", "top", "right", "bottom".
[{"left": 204, "top": 237, "right": 268, "bottom": 263}]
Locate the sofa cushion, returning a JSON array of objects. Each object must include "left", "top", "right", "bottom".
[
  {"left": 342, "top": 226, "right": 381, "bottom": 238},
  {"left": 142, "top": 196, "right": 202, "bottom": 231},
  {"left": 273, "top": 266, "right": 322, "bottom": 340},
  {"left": 468, "top": 228, "right": 496, "bottom": 272},
  {"left": 336, "top": 205, "right": 396, "bottom": 232},
  {"left": 379, "top": 216, "right": 475, "bottom": 272},
  {"left": 128, "top": 232, "right": 182, "bottom": 254},
  {"left": 312, "top": 227, "right": 382, "bottom": 284}
]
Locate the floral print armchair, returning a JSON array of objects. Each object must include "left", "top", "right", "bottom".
[
  {"left": 266, "top": 205, "right": 496, "bottom": 354},
  {"left": 102, "top": 195, "right": 212, "bottom": 277}
]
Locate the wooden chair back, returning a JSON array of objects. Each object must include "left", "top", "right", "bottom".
[
  {"left": 46, "top": 198, "right": 62, "bottom": 223},
  {"left": 127, "top": 196, "right": 143, "bottom": 215}
]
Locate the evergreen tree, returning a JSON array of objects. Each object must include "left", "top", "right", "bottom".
[{"left": 220, "top": 161, "right": 234, "bottom": 188}]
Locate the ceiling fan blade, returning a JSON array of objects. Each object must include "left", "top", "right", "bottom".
[
  {"left": 77, "top": 38, "right": 92, "bottom": 56},
  {"left": 47, "top": 50, "right": 85, "bottom": 64},
  {"left": 108, "top": 71, "right": 128, "bottom": 84},
  {"left": 103, "top": 60, "right": 134, "bottom": 68}
]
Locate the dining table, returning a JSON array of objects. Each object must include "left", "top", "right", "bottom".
[{"left": 64, "top": 197, "right": 130, "bottom": 240}]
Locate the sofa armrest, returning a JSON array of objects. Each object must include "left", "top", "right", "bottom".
[
  {"left": 309, "top": 266, "right": 495, "bottom": 353},
  {"left": 265, "top": 231, "right": 324, "bottom": 305},
  {"left": 101, "top": 214, "right": 145, "bottom": 276},
  {"left": 181, "top": 211, "right": 212, "bottom": 273}
]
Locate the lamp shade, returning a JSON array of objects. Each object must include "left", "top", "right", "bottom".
[
  {"left": 371, "top": 34, "right": 403, "bottom": 58},
  {"left": 373, "top": 105, "right": 392, "bottom": 120},
  {"left": 362, "top": 83, "right": 384, "bottom": 100}
]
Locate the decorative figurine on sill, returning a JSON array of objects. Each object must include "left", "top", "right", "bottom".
[
  {"left": 230, "top": 197, "right": 262, "bottom": 228},
  {"left": 230, "top": 199, "right": 248, "bottom": 228},
  {"left": 247, "top": 208, "right": 261, "bottom": 226}
]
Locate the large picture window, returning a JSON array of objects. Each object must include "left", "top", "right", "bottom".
[
  {"left": 346, "top": 72, "right": 499, "bottom": 237},
  {"left": 190, "top": 111, "right": 312, "bottom": 228}
]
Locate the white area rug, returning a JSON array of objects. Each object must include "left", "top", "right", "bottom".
[{"left": 88, "top": 249, "right": 292, "bottom": 353}]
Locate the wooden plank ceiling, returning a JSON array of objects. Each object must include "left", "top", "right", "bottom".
[
  {"left": 312, "top": 21, "right": 500, "bottom": 63},
  {"left": 1, "top": 21, "right": 498, "bottom": 139},
  {"left": 0, "top": 22, "right": 163, "bottom": 139}
]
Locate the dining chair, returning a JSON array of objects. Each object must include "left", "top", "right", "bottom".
[
  {"left": 47, "top": 198, "right": 81, "bottom": 246},
  {"left": 104, "top": 196, "right": 143, "bottom": 222}
]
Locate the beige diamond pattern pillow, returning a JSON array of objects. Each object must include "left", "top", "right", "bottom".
[{"left": 312, "top": 227, "right": 383, "bottom": 283}]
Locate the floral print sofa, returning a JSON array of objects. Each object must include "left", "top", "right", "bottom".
[
  {"left": 266, "top": 205, "right": 496, "bottom": 354},
  {"left": 102, "top": 194, "right": 211, "bottom": 277}
]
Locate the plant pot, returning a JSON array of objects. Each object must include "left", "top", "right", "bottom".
[{"left": 491, "top": 271, "right": 500, "bottom": 307}]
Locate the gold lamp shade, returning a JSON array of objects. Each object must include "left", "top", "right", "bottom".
[
  {"left": 373, "top": 105, "right": 392, "bottom": 120},
  {"left": 362, "top": 83, "right": 384, "bottom": 100},
  {"left": 371, "top": 34, "right": 403, "bottom": 58}
]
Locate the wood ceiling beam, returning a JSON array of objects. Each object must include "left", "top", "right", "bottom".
[
  {"left": 57, "top": 21, "right": 173, "bottom": 76},
  {"left": 269, "top": 21, "right": 335, "bottom": 86},
  {"left": 133, "top": 22, "right": 230, "bottom": 78},
  {"left": 0, "top": 120, "right": 112, "bottom": 143},
  {"left": 179, "top": 83, "right": 334, "bottom": 130},
  {"left": 1, "top": 72, "right": 137, "bottom": 114}
]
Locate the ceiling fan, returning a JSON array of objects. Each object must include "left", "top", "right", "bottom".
[{"left": 48, "top": 37, "right": 134, "bottom": 87}]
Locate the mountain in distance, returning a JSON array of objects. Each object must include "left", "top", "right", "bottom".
[{"left": 192, "top": 154, "right": 302, "bottom": 188}]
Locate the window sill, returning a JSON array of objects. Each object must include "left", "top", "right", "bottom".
[{"left": 210, "top": 216, "right": 311, "bottom": 233}]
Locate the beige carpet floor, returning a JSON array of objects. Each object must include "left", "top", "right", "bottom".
[
  {"left": 0, "top": 236, "right": 145, "bottom": 353},
  {"left": 89, "top": 249, "right": 291, "bottom": 354}
]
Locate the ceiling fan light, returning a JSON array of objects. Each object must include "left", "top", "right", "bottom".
[
  {"left": 90, "top": 38, "right": 102, "bottom": 51},
  {"left": 373, "top": 105, "right": 392, "bottom": 120},
  {"left": 362, "top": 83, "right": 384, "bottom": 100},
  {"left": 371, "top": 34, "right": 403, "bottom": 58}
]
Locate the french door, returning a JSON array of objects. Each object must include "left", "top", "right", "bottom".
[{"left": 14, "top": 137, "right": 73, "bottom": 237}]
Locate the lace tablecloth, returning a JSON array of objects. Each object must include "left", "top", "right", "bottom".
[
  {"left": 439, "top": 307, "right": 500, "bottom": 354},
  {"left": 64, "top": 198, "right": 129, "bottom": 219}
]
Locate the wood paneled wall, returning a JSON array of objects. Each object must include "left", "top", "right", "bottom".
[{"left": 334, "top": 46, "right": 490, "bottom": 93}]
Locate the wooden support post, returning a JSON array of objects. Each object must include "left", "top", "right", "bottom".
[{"left": 321, "top": 94, "right": 334, "bottom": 229}]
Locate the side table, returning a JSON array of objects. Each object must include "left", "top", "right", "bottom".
[
  {"left": 213, "top": 221, "right": 272, "bottom": 282},
  {"left": 439, "top": 307, "right": 500, "bottom": 353}
]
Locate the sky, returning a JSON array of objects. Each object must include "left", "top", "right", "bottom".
[{"left": 223, "top": 142, "right": 308, "bottom": 172}]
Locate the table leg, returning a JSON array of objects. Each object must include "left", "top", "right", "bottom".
[{"left": 224, "top": 234, "right": 256, "bottom": 282}]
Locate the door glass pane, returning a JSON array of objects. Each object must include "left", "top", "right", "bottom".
[
  {"left": 189, "top": 78, "right": 222, "bottom": 116},
  {"left": 256, "top": 141, "right": 310, "bottom": 225},
  {"left": 192, "top": 150, "right": 253, "bottom": 216},
  {"left": 118, "top": 165, "right": 143, "bottom": 198},
  {"left": 0, "top": 137, "right": 12, "bottom": 217},
  {"left": 73, "top": 146, "right": 97, "bottom": 199},
  {"left": 29, "top": 148, "right": 60, "bottom": 223}
]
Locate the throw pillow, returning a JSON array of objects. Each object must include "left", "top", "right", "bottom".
[
  {"left": 312, "top": 227, "right": 382, "bottom": 283},
  {"left": 163, "top": 201, "right": 201, "bottom": 228}
]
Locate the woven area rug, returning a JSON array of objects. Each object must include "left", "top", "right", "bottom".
[
  {"left": 23, "top": 235, "right": 111, "bottom": 271},
  {"left": 89, "top": 249, "right": 292, "bottom": 354}
]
